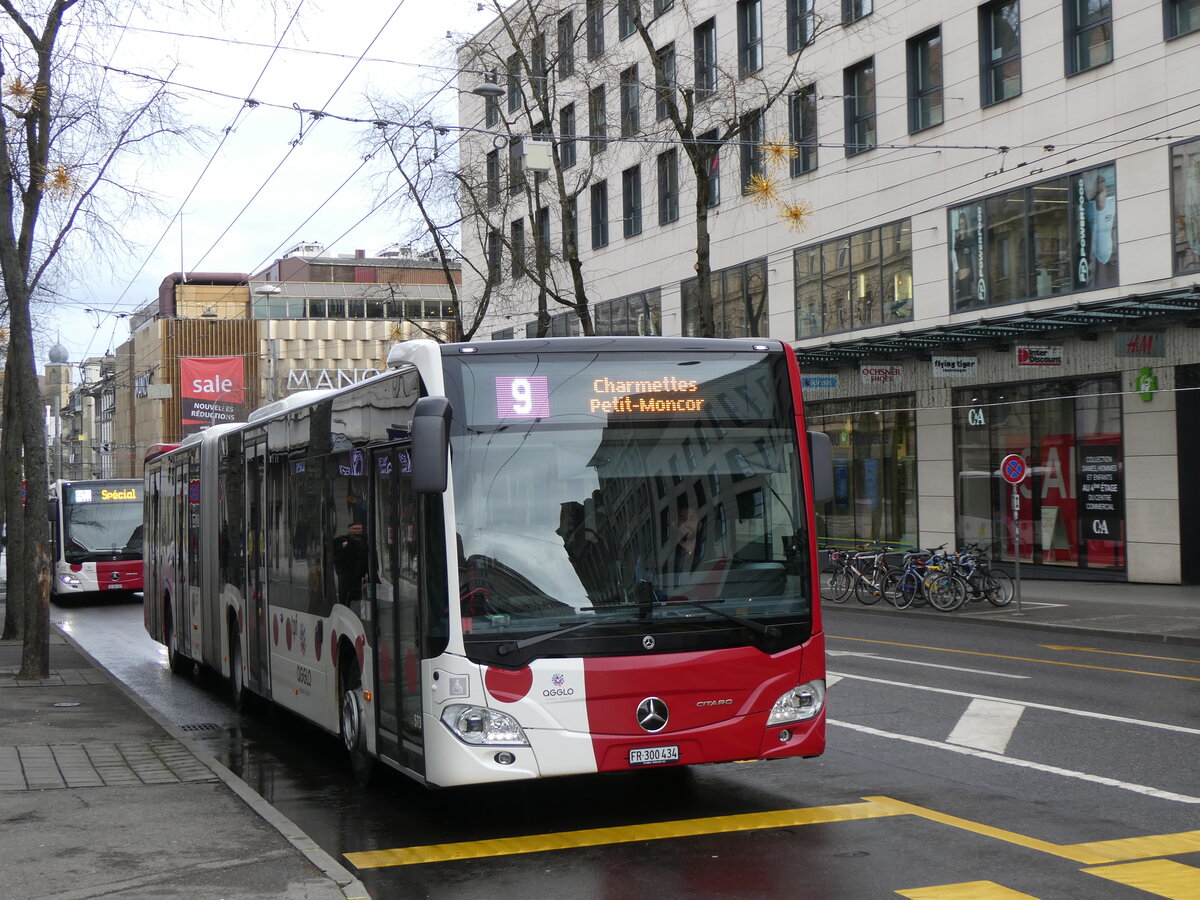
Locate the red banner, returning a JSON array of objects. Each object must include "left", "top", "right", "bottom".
[{"left": 180, "top": 356, "right": 245, "bottom": 435}]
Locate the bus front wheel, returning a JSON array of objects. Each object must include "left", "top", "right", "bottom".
[{"left": 340, "top": 662, "right": 374, "bottom": 786}]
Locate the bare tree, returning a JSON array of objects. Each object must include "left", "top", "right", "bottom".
[
  {"left": 0, "top": 0, "right": 189, "bottom": 675},
  {"left": 628, "top": 0, "right": 832, "bottom": 337}
]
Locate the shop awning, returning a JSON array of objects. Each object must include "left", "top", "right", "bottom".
[{"left": 792, "top": 286, "right": 1200, "bottom": 367}]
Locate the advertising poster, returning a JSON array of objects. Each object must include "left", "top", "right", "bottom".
[
  {"left": 180, "top": 356, "right": 246, "bottom": 435},
  {"left": 1074, "top": 164, "right": 1118, "bottom": 290},
  {"left": 1080, "top": 444, "right": 1122, "bottom": 542},
  {"left": 948, "top": 202, "right": 985, "bottom": 310}
]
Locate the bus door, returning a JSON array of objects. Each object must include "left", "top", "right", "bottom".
[
  {"left": 244, "top": 437, "right": 270, "bottom": 695},
  {"left": 371, "top": 444, "right": 425, "bottom": 775}
]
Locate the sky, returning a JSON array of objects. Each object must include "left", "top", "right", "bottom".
[{"left": 34, "top": 0, "right": 496, "bottom": 373}]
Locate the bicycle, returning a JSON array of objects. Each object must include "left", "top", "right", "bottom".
[
  {"left": 956, "top": 543, "right": 1014, "bottom": 607},
  {"left": 820, "top": 543, "right": 895, "bottom": 605}
]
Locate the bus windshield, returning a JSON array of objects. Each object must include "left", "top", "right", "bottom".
[
  {"left": 61, "top": 482, "right": 143, "bottom": 563},
  {"left": 446, "top": 348, "right": 814, "bottom": 665}
]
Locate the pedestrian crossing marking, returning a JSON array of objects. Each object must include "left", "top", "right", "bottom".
[
  {"left": 897, "top": 882, "right": 1039, "bottom": 899},
  {"left": 1082, "top": 860, "right": 1200, "bottom": 899},
  {"left": 946, "top": 698, "right": 1025, "bottom": 754}
]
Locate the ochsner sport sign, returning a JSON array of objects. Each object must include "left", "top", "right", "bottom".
[{"left": 180, "top": 356, "right": 246, "bottom": 435}]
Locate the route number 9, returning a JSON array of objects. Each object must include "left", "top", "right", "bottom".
[{"left": 496, "top": 376, "right": 550, "bottom": 418}]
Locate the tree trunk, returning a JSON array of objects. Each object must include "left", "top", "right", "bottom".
[{"left": 0, "top": 356, "right": 20, "bottom": 642}]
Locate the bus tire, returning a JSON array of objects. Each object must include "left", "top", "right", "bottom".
[
  {"left": 164, "top": 603, "right": 185, "bottom": 674},
  {"left": 340, "top": 660, "right": 374, "bottom": 786},
  {"left": 229, "top": 631, "right": 248, "bottom": 712}
]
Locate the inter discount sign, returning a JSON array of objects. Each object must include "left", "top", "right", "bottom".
[{"left": 180, "top": 356, "right": 246, "bottom": 435}]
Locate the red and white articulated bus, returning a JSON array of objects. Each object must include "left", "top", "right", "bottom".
[
  {"left": 48, "top": 479, "right": 145, "bottom": 600},
  {"left": 143, "top": 337, "right": 833, "bottom": 787}
]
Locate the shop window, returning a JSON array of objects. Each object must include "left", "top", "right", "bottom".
[
  {"left": 806, "top": 396, "right": 918, "bottom": 548},
  {"left": 1171, "top": 138, "right": 1200, "bottom": 274},
  {"left": 952, "top": 378, "right": 1124, "bottom": 572}
]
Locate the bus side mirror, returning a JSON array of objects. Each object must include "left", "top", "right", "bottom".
[
  {"left": 807, "top": 431, "right": 834, "bottom": 504},
  {"left": 411, "top": 396, "right": 452, "bottom": 494}
]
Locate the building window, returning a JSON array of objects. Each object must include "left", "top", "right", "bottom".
[
  {"left": 618, "top": 0, "right": 637, "bottom": 39},
  {"left": 508, "top": 138, "right": 525, "bottom": 195},
  {"left": 739, "top": 109, "right": 764, "bottom": 191},
  {"left": 530, "top": 32, "right": 547, "bottom": 101},
  {"left": 681, "top": 258, "right": 769, "bottom": 337},
  {"left": 843, "top": 57, "right": 875, "bottom": 156},
  {"left": 558, "top": 13, "right": 575, "bottom": 78},
  {"left": 483, "top": 69, "right": 500, "bottom": 126},
  {"left": 787, "top": 0, "right": 814, "bottom": 53},
  {"left": 486, "top": 149, "right": 501, "bottom": 207},
  {"left": 980, "top": 0, "right": 1021, "bottom": 106},
  {"left": 789, "top": 84, "right": 817, "bottom": 176},
  {"left": 534, "top": 207, "right": 550, "bottom": 269},
  {"left": 559, "top": 103, "right": 577, "bottom": 169},
  {"left": 655, "top": 43, "right": 675, "bottom": 121},
  {"left": 591, "top": 180, "right": 609, "bottom": 248},
  {"left": 1172, "top": 138, "right": 1200, "bottom": 273},
  {"left": 623, "top": 165, "right": 643, "bottom": 237},
  {"left": 563, "top": 195, "right": 578, "bottom": 253},
  {"left": 1167, "top": 0, "right": 1200, "bottom": 38},
  {"left": 793, "top": 220, "right": 913, "bottom": 337},
  {"left": 588, "top": 85, "right": 607, "bottom": 154},
  {"left": 653, "top": 0, "right": 674, "bottom": 16},
  {"left": 694, "top": 18, "right": 717, "bottom": 100},
  {"left": 700, "top": 128, "right": 720, "bottom": 207},
  {"left": 620, "top": 65, "right": 640, "bottom": 136},
  {"left": 491, "top": 327, "right": 515, "bottom": 340},
  {"left": 510, "top": 219, "right": 525, "bottom": 279},
  {"left": 486, "top": 230, "right": 502, "bottom": 286},
  {"left": 593, "top": 289, "right": 662, "bottom": 335},
  {"left": 658, "top": 148, "right": 679, "bottom": 224},
  {"left": 737, "top": 0, "right": 763, "bottom": 75},
  {"left": 953, "top": 378, "right": 1124, "bottom": 572},
  {"left": 1065, "top": 0, "right": 1112, "bottom": 75},
  {"left": 948, "top": 163, "right": 1118, "bottom": 310},
  {"left": 586, "top": 0, "right": 605, "bottom": 58},
  {"left": 506, "top": 53, "right": 521, "bottom": 114},
  {"left": 842, "top": 0, "right": 872, "bottom": 25},
  {"left": 907, "top": 27, "right": 943, "bottom": 133}
]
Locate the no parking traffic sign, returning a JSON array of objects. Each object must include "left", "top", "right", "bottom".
[{"left": 1001, "top": 453, "right": 1027, "bottom": 485}]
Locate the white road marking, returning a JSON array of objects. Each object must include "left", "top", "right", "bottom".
[
  {"left": 828, "top": 671, "right": 1200, "bottom": 736},
  {"left": 829, "top": 718, "right": 1200, "bottom": 804},
  {"left": 826, "top": 674, "right": 844, "bottom": 688},
  {"left": 946, "top": 698, "right": 1025, "bottom": 754},
  {"left": 825, "top": 651, "right": 1029, "bottom": 679}
]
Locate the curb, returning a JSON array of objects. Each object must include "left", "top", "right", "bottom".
[
  {"left": 53, "top": 623, "right": 372, "bottom": 900},
  {"left": 824, "top": 601, "right": 1200, "bottom": 647}
]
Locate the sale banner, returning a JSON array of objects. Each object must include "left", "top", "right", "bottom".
[{"left": 180, "top": 356, "right": 245, "bottom": 435}]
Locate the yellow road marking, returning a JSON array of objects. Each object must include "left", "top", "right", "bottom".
[
  {"left": 829, "top": 635, "right": 1200, "bottom": 683},
  {"left": 897, "top": 882, "right": 1040, "bottom": 899},
  {"left": 344, "top": 798, "right": 904, "bottom": 869},
  {"left": 1040, "top": 645, "right": 1200, "bottom": 665},
  {"left": 345, "top": 794, "right": 1200, "bottom": 872},
  {"left": 1083, "top": 860, "right": 1200, "bottom": 899}
]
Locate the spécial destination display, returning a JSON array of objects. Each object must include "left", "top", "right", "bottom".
[
  {"left": 463, "top": 352, "right": 784, "bottom": 428},
  {"left": 496, "top": 374, "right": 706, "bottom": 419}
]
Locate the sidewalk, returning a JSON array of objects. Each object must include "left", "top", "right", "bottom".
[
  {"left": 827, "top": 576, "right": 1200, "bottom": 646},
  {"left": 0, "top": 597, "right": 369, "bottom": 900}
]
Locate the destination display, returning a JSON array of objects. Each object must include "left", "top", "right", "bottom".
[
  {"left": 457, "top": 353, "right": 786, "bottom": 427},
  {"left": 70, "top": 485, "right": 139, "bottom": 504}
]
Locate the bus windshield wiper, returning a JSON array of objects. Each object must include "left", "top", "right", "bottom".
[
  {"left": 496, "top": 620, "right": 602, "bottom": 656},
  {"left": 656, "top": 594, "right": 781, "bottom": 639}
]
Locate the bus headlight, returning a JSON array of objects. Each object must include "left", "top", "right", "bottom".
[
  {"left": 441, "top": 704, "right": 529, "bottom": 746},
  {"left": 767, "top": 680, "right": 826, "bottom": 726},
  {"left": 58, "top": 573, "right": 81, "bottom": 588}
]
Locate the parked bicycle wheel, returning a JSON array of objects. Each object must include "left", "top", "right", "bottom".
[
  {"left": 882, "top": 568, "right": 918, "bottom": 610},
  {"left": 984, "top": 570, "right": 1015, "bottom": 607},
  {"left": 820, "top": 564, "right": 852, "bottom": 603},
  {"left": 925, "top": 573, "right": 968, "bottom": 611},
  {"left": 854, "top": 571, "right": 886, "bottom": 605}
]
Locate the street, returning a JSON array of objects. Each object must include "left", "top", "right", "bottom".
[{"left": 54, "top": 596, "right": 1200, "bottom": 899}]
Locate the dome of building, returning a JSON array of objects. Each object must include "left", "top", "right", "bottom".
[{"left": 48, "top": 341, "right": 69, "bottom": 364}]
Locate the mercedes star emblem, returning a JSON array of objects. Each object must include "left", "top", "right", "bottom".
[{"left": 636, "top": 697, "right": 669, "bottom": 732}]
